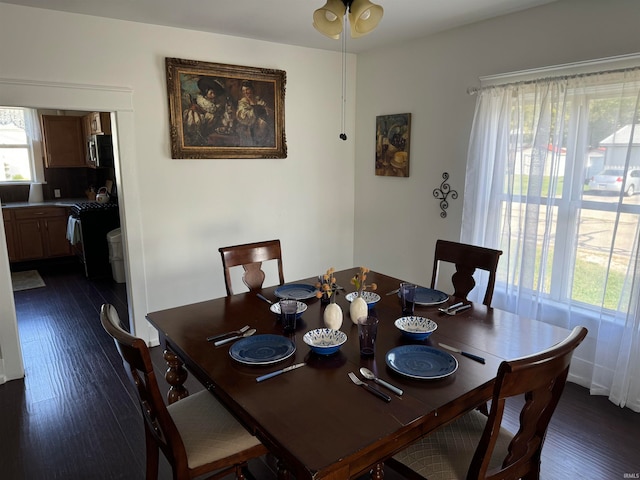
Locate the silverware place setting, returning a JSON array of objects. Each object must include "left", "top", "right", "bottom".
[
  {"left": 206, "top": 324, "right": 250, "bottom": 342},
  {"left": 256, "top": 362, "right": 306, "bottom": 382},
  {"left": 257, "top": 293, "right": 273, "bottom": 304},
  {"left": 213, "top": 328, "right": 256, "bottom": 347},
  {"left": 348, "top": 372, "right": 391, "bottom": 402},
  {"left": 438, "top": 342, "right": 486, "bottom": 364},
  {"left": 359, "top": 367, "right": 403, "bottom": 396},
  {"left": 438, "top": 303, "right": 471, "bottom": 315}
]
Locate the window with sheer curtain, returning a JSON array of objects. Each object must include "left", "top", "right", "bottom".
[
  {"left": 0, "top": 107, "right": 40, "bottom": 183},
  {"left": 462, "top": 64, "right": 640, "bottom": 412}
]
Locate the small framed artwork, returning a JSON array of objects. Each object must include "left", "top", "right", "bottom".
[
  {"left": 375, "top": 113, "right": 411, "bottom": 177},
  {"left": 165, "top": 57, "right": 287, "bottom": 159}
]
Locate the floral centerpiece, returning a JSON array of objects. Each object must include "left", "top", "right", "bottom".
[
  {"left": 316, "top": 267, "right": 338, "bottom": 305},
  {"left": 317, "top": 267, "right": 343, "bottom": 330},
  {"left": 349, "top": 267, "right": 377, "bottom": 324},
  {"left": 350, "top": 267, "right": 377, "bottom": 296}
]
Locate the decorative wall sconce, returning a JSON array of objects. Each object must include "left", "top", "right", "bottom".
[{"left": 433, "top": 172, "right": 458, "bottom": 218}]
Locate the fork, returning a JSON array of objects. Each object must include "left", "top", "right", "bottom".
[
  {"left": 438, "top": 303, "right": 471, "bottom": 315},
  {"left": 348, "top": 372, "right": 391, "bottom": 402},
  {"left": 206, "top": 325, "right": 250, "bottom": 342}
]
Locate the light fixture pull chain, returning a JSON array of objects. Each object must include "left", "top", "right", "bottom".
[{"left": 339, "top": 14, "right": 348, "bottom": 141}]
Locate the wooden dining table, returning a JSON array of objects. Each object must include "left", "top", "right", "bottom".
[{"left": 146, "top": 268, "right": 570, "bottom": 480}]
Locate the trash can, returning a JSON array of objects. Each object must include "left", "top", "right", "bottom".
[{"left": 106, "top": 228, "right": 126, "bottom": 283}]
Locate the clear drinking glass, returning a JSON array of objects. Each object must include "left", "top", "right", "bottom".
[
  {"left": 358, "top": 315, "right": 379, "bottom": 357},
  {"left": 400, "top": 282, "right": 416, "bottom": 316},
  {"left": 279, "top": 299, "right": 298, "bottom": 332}
]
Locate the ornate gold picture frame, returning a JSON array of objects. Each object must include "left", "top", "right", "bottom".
[{"left": 166, "top": 57, "right": 287, "bottom": 159}]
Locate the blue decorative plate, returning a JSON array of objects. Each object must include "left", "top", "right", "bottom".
[
  {"left": 398, "top": 287, "right": 449, "bottom": 306},
  {"left": 229, "top": 334, "right": 296, "bottom": 365},
  {"left": 274, "top": 284, "right": 318, "bottom": 300},
  {"left": 385, "top": 345, "right": 458, "bottom": 379}
]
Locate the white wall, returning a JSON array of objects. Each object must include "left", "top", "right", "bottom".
[
  {"left": 353, "top": 0, "right": 640, "bottom": 285},
  {"left": 0, "top": 3, "right": 357, "bottom": 380}
]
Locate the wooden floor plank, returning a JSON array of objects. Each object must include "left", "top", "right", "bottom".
[{"left": 1, "top": 262, "right": 639, "bottom": 479}]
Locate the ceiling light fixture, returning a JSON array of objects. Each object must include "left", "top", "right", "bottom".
[
  {"left": 313, "top": 0, "right": 383, "bottom": 141},
  {"left": 313, "top": 0, "right": 384, "bottom": 39}
]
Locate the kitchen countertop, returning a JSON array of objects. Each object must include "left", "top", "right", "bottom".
[{"left": 1, "top": 198, "right": 95, "bottom": 209}]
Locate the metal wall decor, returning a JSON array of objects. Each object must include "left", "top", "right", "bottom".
[{"left": 433, "top": 172, "right": 458, "bottom": 218}]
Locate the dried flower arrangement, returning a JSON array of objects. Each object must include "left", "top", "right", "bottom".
[
  {"left": 316, "top": 267, "right": 338, "bottom": 303},
  {"left": 350, "top": 267, "right": 377, "bottom": 295}
]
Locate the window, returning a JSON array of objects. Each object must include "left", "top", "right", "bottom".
[
  {"left": 0, "top": 107, "right": 35, "bottom": 182},
  {"left": 462, "top": 64, "right": 640, "bottom": 409}
]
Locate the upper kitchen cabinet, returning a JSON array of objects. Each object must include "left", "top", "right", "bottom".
[
  {"left": 84, "top": 112, "right": 111, "bottom": 136},
  {"left": 41, "top": 115, "right": 85, "bottom": 168}
]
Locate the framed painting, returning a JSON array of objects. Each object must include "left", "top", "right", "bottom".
[
  {"left": 375, "top": 113, "right": 411, "bottom": 177},
  {"left": 165, "top": 57, "right": 287, "bottom": 159}
]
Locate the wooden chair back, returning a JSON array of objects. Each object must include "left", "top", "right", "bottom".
[
  {"left": 469, "top": 325, "right": 588, "bottom": 480},
  {"left": 100, "top": 304, "right": 187, "bottom": 474},
  {"left": 431, "top": 239, "right": 502, "bottom": 306},
  {"left": 219, "top": 239, "right": 284, "bottom": 296}
]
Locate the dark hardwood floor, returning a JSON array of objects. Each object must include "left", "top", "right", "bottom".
[{"left": 1, "top": 262, "right": 639, "bottom": 479}]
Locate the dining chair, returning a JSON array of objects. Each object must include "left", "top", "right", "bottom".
[
  {"left": 219, "top": 239, "right": 285, "bottom": 296},
  {"left": 100, "top": 304, "right": 268, "bottom": 480},
  {"left": 386, "top": 325, "right": 588, "bottom": 480},
  {"left": 431, "top": 239, "right": 503, "bottom": 306}
]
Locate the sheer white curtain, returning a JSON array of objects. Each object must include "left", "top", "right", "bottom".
[{"left": 462, "top": 68, "right": 640, "bottom": 411}]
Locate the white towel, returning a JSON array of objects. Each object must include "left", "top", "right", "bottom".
[{"left": 66, "top": 216, "right": 81, "bottom": 245}]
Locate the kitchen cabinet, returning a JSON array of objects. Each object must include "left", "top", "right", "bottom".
[
  {"left": 42, "top": 115, "right": 85, "bottom": 168},
  {"left": 12, "top": 207, "right": 72, "bottom": 261},
  {"left": 3, "top": 209, "right": 18, "bottom": 262},
  {"left": 84, "top": 112, "right": 111, "bottom": 135}
]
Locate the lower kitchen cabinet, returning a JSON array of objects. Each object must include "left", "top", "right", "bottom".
[
  {"left": 3, "top": 209, "right": 18, "bottom": 262},
  {"left": 12, "top": 207, "right": 72, "bottom": 261}
]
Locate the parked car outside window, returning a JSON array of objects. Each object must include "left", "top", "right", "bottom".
[{"left": 588, "top": 168, "right": 640, "bottom": 196}]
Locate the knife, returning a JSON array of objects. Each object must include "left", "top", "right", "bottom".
[
  {"left": 386, "top": 288, "right": 400, "bottom": 296},
  {"left": 438, "top": 302, "right": 464, "bottom": 313},
  {"left": 256, "top": 293, "right": 273, "bottom": 304},
  {"left": 438, "top": 343, "right": 486, "bottom": 364},
  {"left": 256, "top": 363, "right": 306, "bottom": 382}
]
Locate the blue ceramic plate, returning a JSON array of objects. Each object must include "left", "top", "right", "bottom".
[
  {"left": 385, "top": 345, "right": 458, "bottom": 379},
  {"left": 274, "top": 284, "right": 318, "bottom": 300},
  {"left": 229, "top": 334, "right": 296, "bottom": 365},
  {"left": 398, "top": 287, "right": 449, "bottom": 306}
]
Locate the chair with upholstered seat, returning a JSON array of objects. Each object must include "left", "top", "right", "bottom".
[
  {"left": 100, "top": 304, "right": 268, "bottom": 480},
  {"left": 387, "top": 325, "right": 588, "bottom": 480},
  {"left": 431, "top": 239, "right": 503, "bottom": 306},
  {"left": 219, "top": 239, "right": 285, "bottom": 296}
]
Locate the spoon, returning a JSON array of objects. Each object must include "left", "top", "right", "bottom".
[
  {"left": 359, "top": 367, "right": 403, "bottom": 396},
  {"left": 214, "top": 328, "right": 256, "bottom": 347}
]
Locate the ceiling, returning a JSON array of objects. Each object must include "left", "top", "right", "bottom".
[{"left": 2, "top": 0, "right": 556, "bottom": 54}]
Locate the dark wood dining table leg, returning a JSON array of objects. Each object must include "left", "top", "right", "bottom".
[{"left": 163, "top": 348, "right": 189, "bottom": 404}]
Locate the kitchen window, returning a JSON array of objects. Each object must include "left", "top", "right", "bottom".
[{"left": 0, "top": 106, "right": 38, "bottom": 183}]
